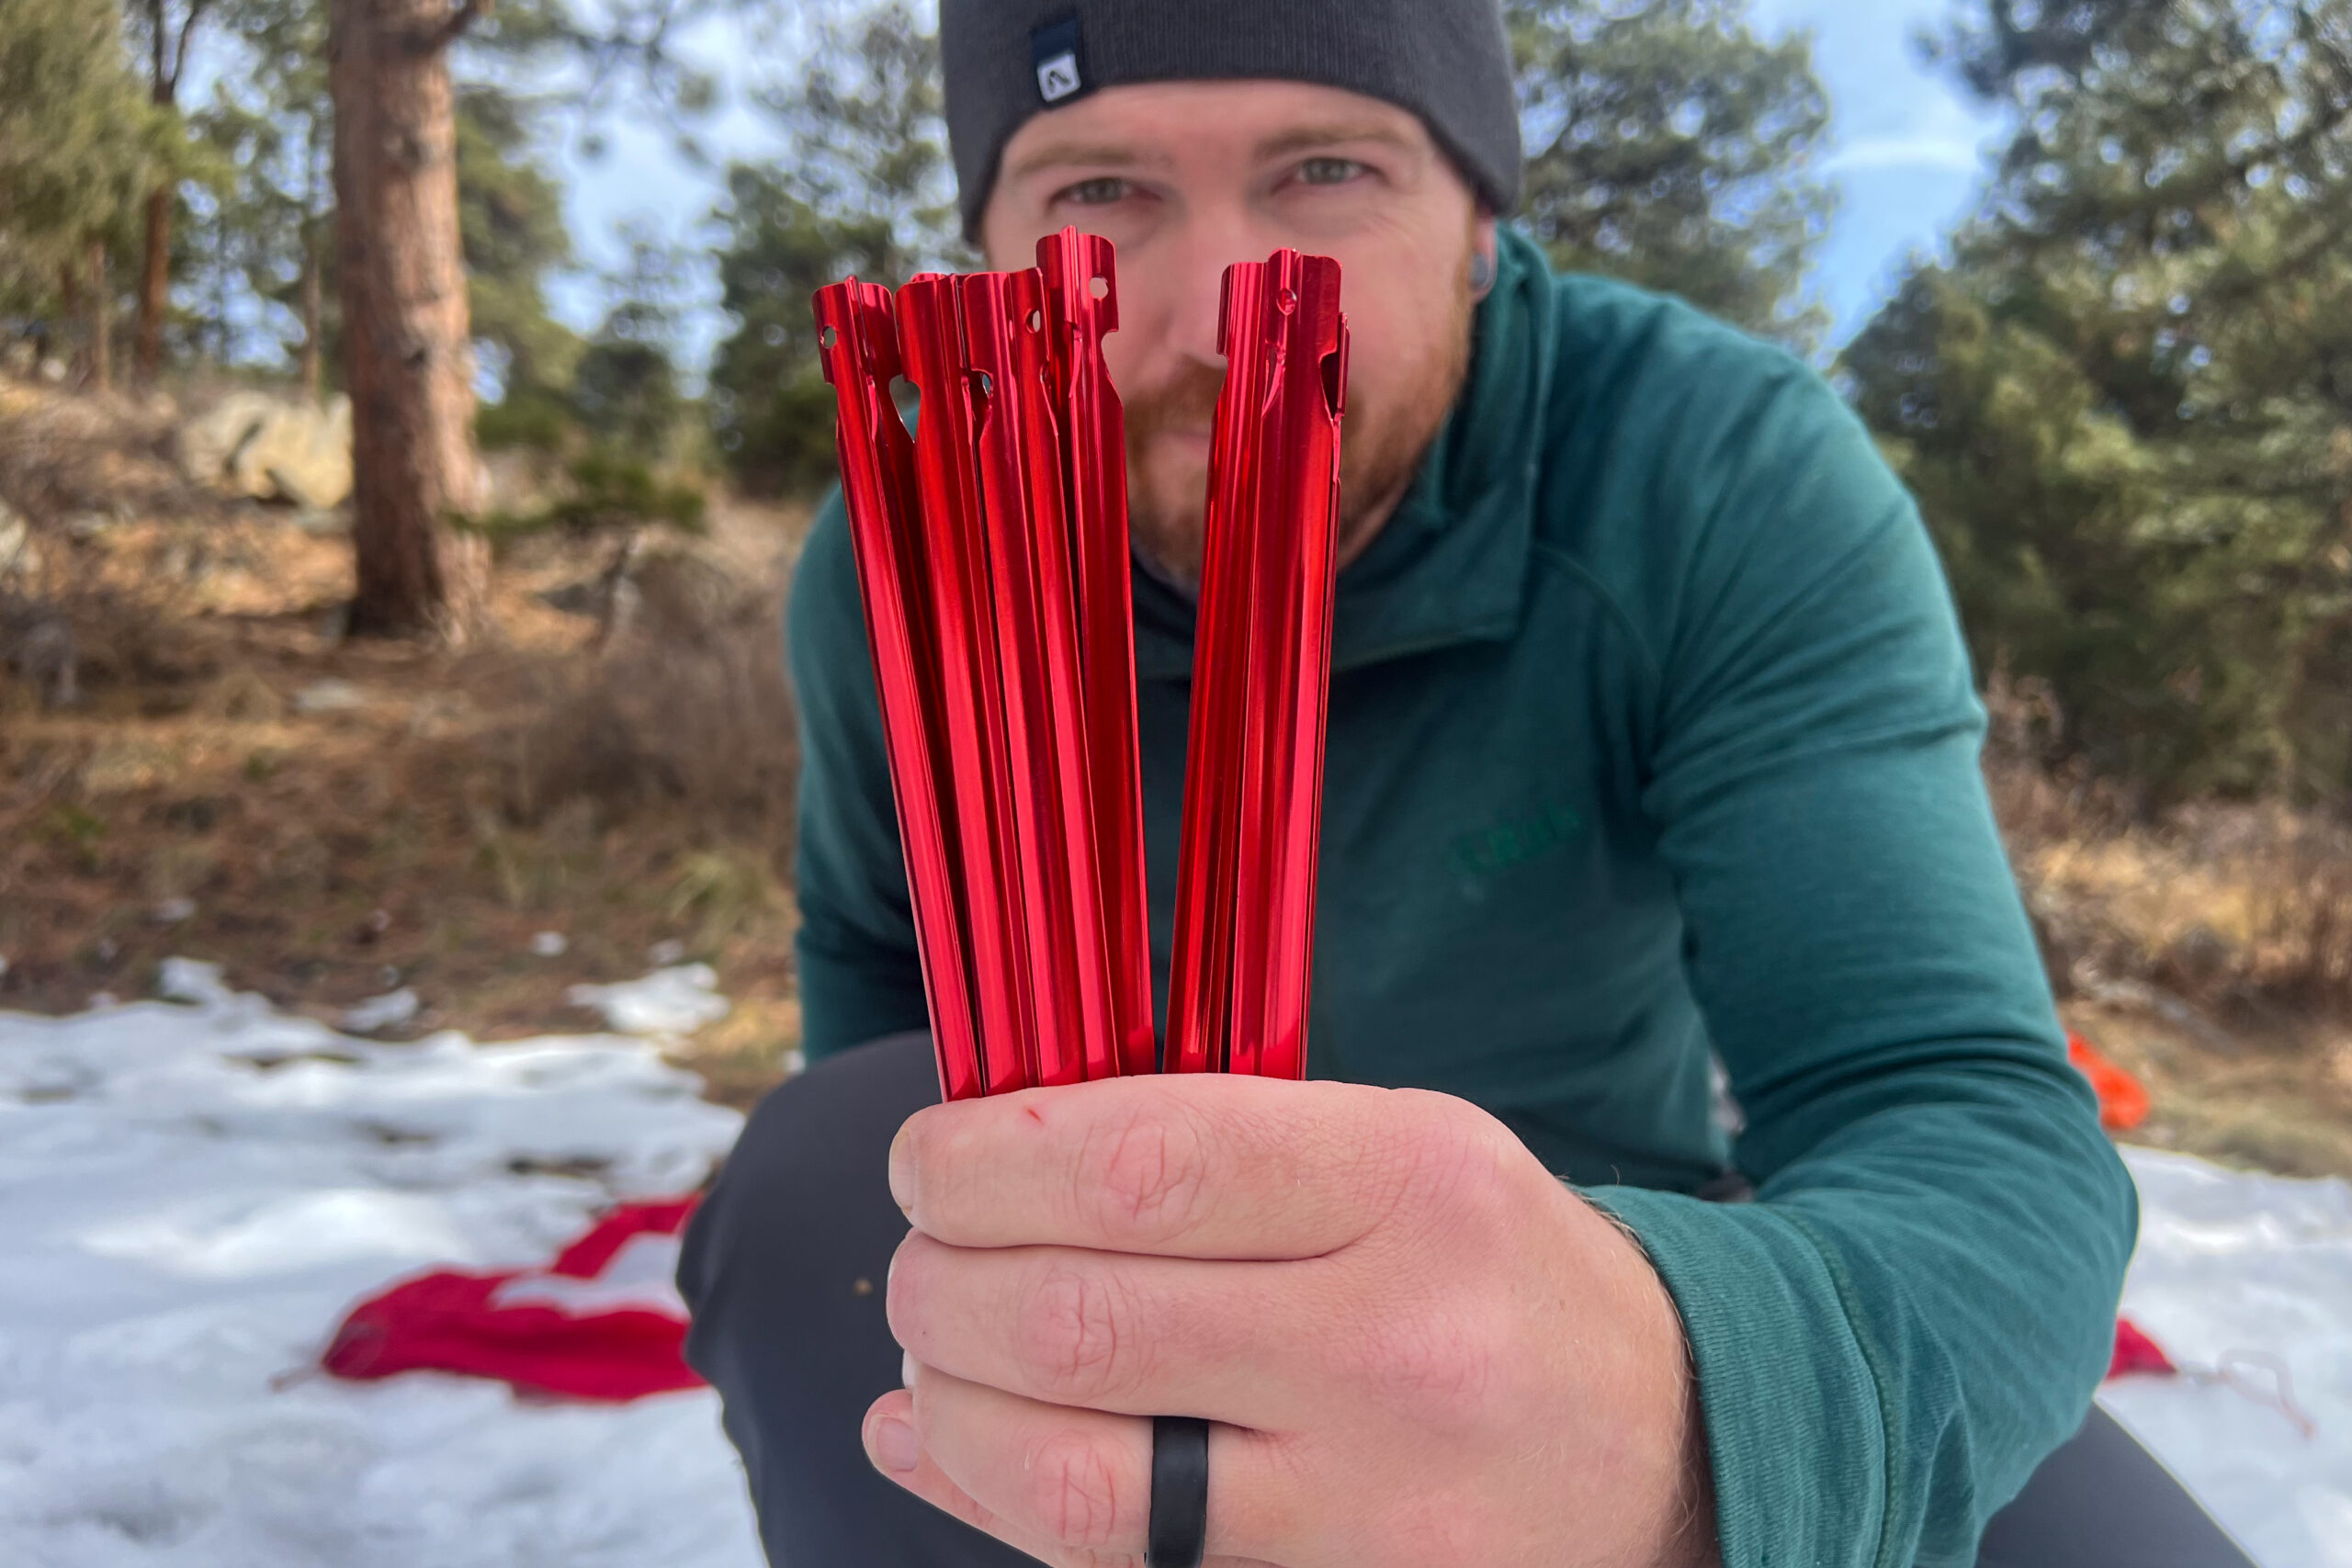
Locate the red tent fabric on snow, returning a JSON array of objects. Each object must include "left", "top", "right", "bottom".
[{"left": 322, "top": 1198, "right": 705, "bottom": 1403}]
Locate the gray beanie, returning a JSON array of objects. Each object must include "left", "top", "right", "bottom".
[{"left": 938, "top": 1, "right": 1522, "bottom": 240}]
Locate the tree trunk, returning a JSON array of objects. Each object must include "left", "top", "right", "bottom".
[
  {"left": 300, "top": 121, "right": 327, "bottom": 403},
  {"left": 299, "top": 234, "right": 325, "bottom": 403},
  {"left": 86, "top": 243, "right": 112, "bottom": 395},
  {"left": 138, "top": 4, "right": 176, "bottom": 387},
  {"left": 137, "top": 186, "right": 171, "bottom": 384},
  {"left": 331, "top": 0, "right": 486, "bottom": 640},
  {"left": 58, "top": 263, "right": 82, "bottom": 382}
]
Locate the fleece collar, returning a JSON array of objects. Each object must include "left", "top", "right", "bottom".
[{"left": 1130, "top": 226, "right": 1555, "bottom": 682}]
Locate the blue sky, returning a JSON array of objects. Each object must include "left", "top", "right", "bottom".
[{"left": 548, "top": 0, "right": 2008, "bottom": 372}]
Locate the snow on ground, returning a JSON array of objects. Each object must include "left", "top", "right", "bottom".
[
  {"left": 0, "top": 964, "right": 758, "bottom": 1568},
  {"left": 2107, "top": 1148, "right": 2352, "bottom": 1568},
  {"left": 0, "top": 970, "right": 2344, "bottom": 1565}
]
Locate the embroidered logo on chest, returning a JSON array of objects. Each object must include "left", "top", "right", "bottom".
[{"left": 1446, "top": 800, "right": 1587, "bottom": 882}]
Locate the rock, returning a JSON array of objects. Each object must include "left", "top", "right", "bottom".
[
  {"left": 177, "top": 392, "right": 353, "bottom": 509},
  {"left": 178, "top": 392, "right": 278, "bottom": 491},
  {"left": 261, "top": 394, "right": 353, "bottom": 509},
  {"left": 291, "top": 678, "right": 365, "bottom": 715},
  {"left": 0, "top": 504, "right": 41, "bottom": 585}
]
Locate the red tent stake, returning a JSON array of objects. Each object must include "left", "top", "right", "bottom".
[{"left": 1168, "top": 251, "right": 1348, "bottom": 1081}]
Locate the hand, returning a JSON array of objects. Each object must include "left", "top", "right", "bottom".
[{"left": 864, "top": 1073, "right": 1720, "bottom": 1567}]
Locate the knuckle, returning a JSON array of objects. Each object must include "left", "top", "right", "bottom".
[
  {"left": 1019, "top": 1260, "right": 1143, "bottom": 1404},
  {"left": 1395, "top": 1093, "right": 1521, "bottom": 1235},
  {"left": 1082, "top": 1105, "right": 1212, "bottom": 1242},
  {"left": 1020, "top": 1427, "right": 1127, "bottom": 1550}
]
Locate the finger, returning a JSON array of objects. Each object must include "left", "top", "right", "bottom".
[
  {"left": 888, "top": 1231, "right": 1343, "bottom": 1427},
  {"left": 868, "top": 1363, "right": 1307, "bottom": 1567},
  {"left": 889, "top": 1072, "right": 1429, "bottom": 1257},
  {"left": 861, "top": 1387, "right": 1023, "bottom": 1543}
]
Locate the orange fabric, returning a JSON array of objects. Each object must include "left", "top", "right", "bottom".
[{"left": 2068, "top": 1032, "right": 2153, "bottom": 1132}]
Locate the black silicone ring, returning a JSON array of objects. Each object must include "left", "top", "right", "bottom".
[{"left": 1147, "top": 1415, "right": 1210, "bottom": 1568}]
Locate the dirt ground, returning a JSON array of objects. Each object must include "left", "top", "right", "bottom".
[
  {"left": 0, "top": 378, "right": 810, "bottom": 1108},
  {"left": 5, "top": 378, "right": 2351, "bottom": 1171}
]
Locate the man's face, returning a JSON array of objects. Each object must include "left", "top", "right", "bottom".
[{"left": 979, "top": 80, "right": 1494, "bottom": 587}]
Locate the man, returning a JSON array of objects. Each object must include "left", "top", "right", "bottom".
[{"left": 680, "top": 5, "right": 2245, "bottom": 1565}]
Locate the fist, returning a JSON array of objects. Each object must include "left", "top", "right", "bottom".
[{"left": 865, "top": 1074, "right": 1718, "bottom": 1567}]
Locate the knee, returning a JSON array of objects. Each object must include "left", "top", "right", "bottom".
[{"left": 676, "top": 1032, "right": 935, "bottom": 1344}]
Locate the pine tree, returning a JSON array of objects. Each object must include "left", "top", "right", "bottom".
[
  {"left": 201, "top": 0, "right": 334, "bottom": 395},
  {"left": 1844, "top": 0, "right": 2352, "bottom": 802},
  {"left": 458, "top": 83, "right": 582, "bottom": 405},
  {"left": 1509, "top": 0, "right": 1836, "bottom": 344},
  {"left": 0, "top": 0, "right": 162, "bottom": 386},
  {"left": 707, "top": 0, "right": 962, "bottom": 495},
  {"left": 571, "top": 223, "right": 691, "bottom": 460},
  {"left": 124, "top": 2, "right": 222, "bottom": 386}
]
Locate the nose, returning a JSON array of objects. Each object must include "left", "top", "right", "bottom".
[{"left": 1161, "top": 199, "right": 1267, "bottom": 368}]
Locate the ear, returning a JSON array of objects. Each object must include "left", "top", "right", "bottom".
[{"left": 1470, "top": 213, "right": 1499, "bottom": 300}]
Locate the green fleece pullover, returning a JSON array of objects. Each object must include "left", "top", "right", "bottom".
[{"left": 785, "top": 228, "right": 2137, "bottom": 1567}]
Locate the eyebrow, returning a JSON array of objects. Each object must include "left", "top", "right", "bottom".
[
  {"left": 1250, "top": 122, "right": 1422, "bottom": 163},
  {"left": 1004, "top": 142, "right": 1176, "bottom": 181},
  {"left": 1005, "top": 120, "right": 1423, "bottom": 183}
]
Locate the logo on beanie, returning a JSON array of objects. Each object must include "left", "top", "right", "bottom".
[{"left": 1032, "top": 15, "right": 1084, "bottom": 104}]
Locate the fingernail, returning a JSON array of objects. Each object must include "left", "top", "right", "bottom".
[
  {"left": 901, "top": 1350, "right": 919, "bottom": 1388},
  {"left": 887, "top": 1125, "right": 915, "bottom": 1215},
  {"left": 870, "top": 1415, "right": 920, "bottom": 1474}
]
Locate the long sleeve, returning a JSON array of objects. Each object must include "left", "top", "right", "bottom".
[
  {"left": 788, "top": 491, "right": 932, "bottom": 1059},
  {"left": 1582, "top": 368, "right": 2137, "bottom": 1568}
]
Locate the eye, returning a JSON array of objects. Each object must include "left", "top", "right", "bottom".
[
  {"left": 1294, "top": 157, "right": 1367, "bottom": 187},
  {"left": 1055, "top": 176, "right": 1131, "bottom": 206}
]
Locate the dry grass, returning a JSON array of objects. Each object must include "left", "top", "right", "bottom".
[
  {"left": 1986, "top": 675, "right": 2352, "bottom": 1179},
  {"left": 0, "top": 378, "right": 813, "bottom": 1102}
]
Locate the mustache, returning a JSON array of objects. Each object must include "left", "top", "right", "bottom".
[{"left": 1124, "top": 363, "right": 1227, "bottom": 455}]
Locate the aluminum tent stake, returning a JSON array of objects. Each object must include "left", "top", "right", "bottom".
[
  {"left": 810, "top": 279, "right": 982, "bottom": 1102},
  {"left": 1166, "top": 250, "right": 1348, "bottom": 1083},
  {"left": 1250, "top": 254, "right": 1345, "bottom": 1082},
  {"left": 897, "top": 273, "right": 1036, "bottom": 1098},
  {"left": 961, "top": 268, "right": 1113, "bottom": 1089},
  {"left": 1038, "top": 229, "right": 1158, "bottom": 1082}
]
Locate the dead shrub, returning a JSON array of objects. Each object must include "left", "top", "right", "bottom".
[
  {"left": 463, "top": 555, "right": 798, "bottom": 861},
  {"left": 2246, "top": 819, "right": 2352, "bottom": 1013}
]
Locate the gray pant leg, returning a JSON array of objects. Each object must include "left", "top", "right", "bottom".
[
  {"left": 1974, "top": 1404, "right": 2258, "bottom": 1568},
  {"left": 677, "top": 1032, "right": 1037, "bottom": 1567}
]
